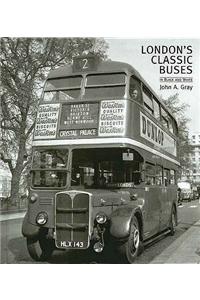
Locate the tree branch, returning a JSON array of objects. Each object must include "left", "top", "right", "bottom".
[{"left": 25, "top": 122, "right": 35, "bottom": 138}]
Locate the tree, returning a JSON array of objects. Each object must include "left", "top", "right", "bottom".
[
  {"left": 0, "top": 38, "right": 108, "bottom": 205},
  {"left": 162, "top": 93, "right": 192, "bottom": 171}
]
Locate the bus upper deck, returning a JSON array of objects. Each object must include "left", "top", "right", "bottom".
[{"left": 33, "top": 56, "right": 179, "bottom": 166}]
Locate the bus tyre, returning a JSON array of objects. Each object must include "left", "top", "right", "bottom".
[
  {"left": 27, "top": 237, "right": 54, "bottom": 262},
  {"left": 119, "top": 216, "right": 141, "bottom": 263},
  {"left": 169, "top": 206, "right": 177, "bottom": 236}
]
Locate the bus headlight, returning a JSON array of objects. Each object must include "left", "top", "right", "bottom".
[
  {"left": 36, "top": 212, "right": 48, "bottom": 225},
  {"left": 95, "top": 212, "right": 107, "bottom": 224},
  {"left": 30, "top": 193, "right": 38, "bottom": 203},
  {"left": 93, "top": 241, "right": 104, "bottom": 253}
]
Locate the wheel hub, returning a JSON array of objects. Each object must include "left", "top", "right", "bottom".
[{"left": 133, "top": 229, "right": 139, "bottom": 249}]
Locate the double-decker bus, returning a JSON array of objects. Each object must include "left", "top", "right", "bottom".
[{"left": 22, "top": 55, "right": 180, "bottom": 263}]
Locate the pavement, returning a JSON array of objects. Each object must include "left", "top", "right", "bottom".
[
  {"left": 151, "top": 218, "right": 200, "bottom": 264},
  {"left": 1, "top": 209, "right": 200, "bottom": 263},
  {"left": 0, "top": 207, "right": 26, "bottom": 214},
  {"left": 0, "top": 211, "right": 26, "bottom": 222}
]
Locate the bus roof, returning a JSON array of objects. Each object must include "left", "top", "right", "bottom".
[{"left": 47, "top": 59, "right": 177, "bottom": 124}]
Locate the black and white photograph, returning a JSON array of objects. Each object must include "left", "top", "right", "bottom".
[
  {"left": 1, "top": 37, "right": 200, "bottom": 265},
  {"left": 0, "top": 1, "right": 200, "bottom": 299}
]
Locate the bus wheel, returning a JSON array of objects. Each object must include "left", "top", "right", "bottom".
[
  {"left": 119, "top": 216, "right": 141, "bottom": 263},
  {"left": 27, "top": 237, "right": 54, "bottom": 262},
  {"left": 169, "top": 206, "right": 177, "bottom": 236}
]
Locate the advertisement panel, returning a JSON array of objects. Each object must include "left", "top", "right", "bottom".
[
  {"left": 34, "top": 104, "right": 60, "bottom": 139},
  {"left": 98, "top": 100, "right": 127, "bottom": 136},
  {"left": 140, "top": 112, "right": 177, "bottom": 155}
]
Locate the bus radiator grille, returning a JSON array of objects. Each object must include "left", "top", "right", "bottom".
[{"left": 55, "top": 192, "right": 90, "bottom": 249}]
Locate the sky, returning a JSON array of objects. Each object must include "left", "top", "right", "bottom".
[{"left": 105, "top": 38, "right": 200, "bottom": 134}]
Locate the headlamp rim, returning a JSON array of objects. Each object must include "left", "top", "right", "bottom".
[
  {"left": 95, "top": 212, "right": 107, "bottom": 224},
  {"left": 36, "top": 211, "right": 48, "bottom": 225}
]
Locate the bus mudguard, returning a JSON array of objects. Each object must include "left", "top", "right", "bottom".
[
  {"left": 109, "top": 205, "right": 143, "bottom": 240},
  {"left": 22, "top": 213, "right": 40, "bottom": 239}
]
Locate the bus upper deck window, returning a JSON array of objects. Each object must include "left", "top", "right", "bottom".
[
  {"left": 161, "top": 108, "right": 169, "bottom": 128},
  {"left": 45, "top": 77, "right": 82, "bottom": 90},
  {"left": 129, "top": 77, "right": 142, "bottom": 103},
  {"left": 43, "top": 91, "right": 57, "bottom": 102},
  {"left": 153, "top": 97, "right": 160, "bottom": 120},
  {"left": 59, "top": 90, "right": 80, "bottom": 100},
  {"left": 43, "top": 89, "right": 80, "bottom": 102},
  {"left": 87, "top": 73, "right": 126, "bottom": 86},
  {"left": 84, "top": 86, "right": 125, "bottom": 99},
  {"left": 43, "top": 77, "right": 82, "bottom": 102},
  {"left": 143, "top": 88, "right": 154, "bottom": 114},
  {"left": 84, "top": 73, "right": 126, "bottom": 99}
]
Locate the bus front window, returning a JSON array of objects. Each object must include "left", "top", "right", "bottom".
[
  {"left": 43, "top": 91, "right": 57, "bottom": 102},
  {"left": 84, "top": 86, "right": 125, "bottom": 99},
  {"left": 42, "top": 76, "right": 82, "bottom": 102},
  {"left": 32, "top": 149, "right": 69, "bottom": 188},
  {"left": 71, "top": 148, "right": 143, "bottom": 188},
  {"left": 84, "top": 73, "right": 126, "bottom": 99}
]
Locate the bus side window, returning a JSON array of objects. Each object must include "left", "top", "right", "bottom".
[
  {"left": 153, "top": 97, "right": 160, "bottom": 120},
  {"left": 161, "top": 108, "right": 169, "bottom": 129},
  {"left": 169, "top": 169, "right": 176, "bottom": 185},
  {"left": 168, "top": 116, "right": 174, "bottom": 133},
  {"left": 164, "top": 168, "right": 170, "bottom": 186},
  {"left": 129, "top": 76, "right": 142, "bottom": 103},
  {"left": 145, "top": 163, "right": 155, "bottom": 185},
  {"left": 172, "top": 120, "right": 178, "bottom": 135},
  {"left": 129, "top": 161, "right": 142, "bottom": 185},
  {"left": 142, "top": 87, "right": 154, "bottom": 115},
  {"left": 155, "top": 165, "right": 163, "bottom": 185}
]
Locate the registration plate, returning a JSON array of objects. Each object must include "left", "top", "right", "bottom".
[{"left": 59, "top": 241, "right": 84, "bottom": 248}]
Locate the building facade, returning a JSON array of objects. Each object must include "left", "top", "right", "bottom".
[{"left": 188, "top": 132, "right": 200, "bottom": 185}]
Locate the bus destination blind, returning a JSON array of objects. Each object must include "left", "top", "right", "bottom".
[{"left": 59, "top": 103, "right": 99, "bottom": 138}]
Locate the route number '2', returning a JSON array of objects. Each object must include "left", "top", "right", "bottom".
[{"left": 82, "top": 58, "right": 89, "bottom": 69}]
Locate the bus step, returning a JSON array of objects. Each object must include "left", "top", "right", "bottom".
[{"left": 143, "top": 229, "right": 171, "bottom": 247}]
